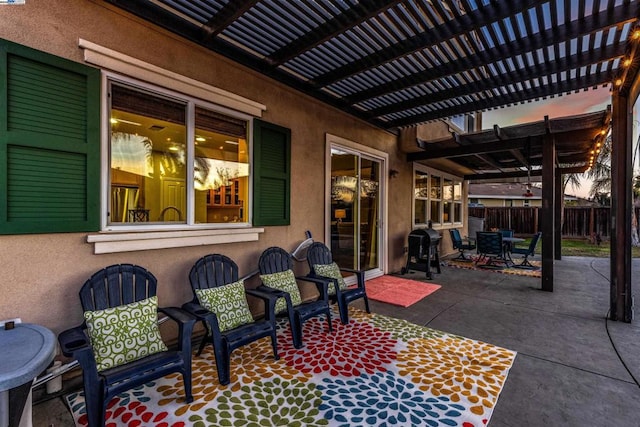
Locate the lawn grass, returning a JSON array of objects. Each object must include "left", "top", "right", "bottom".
[{"left": 519, "top": 237, "right": 640, "bottom": 258}]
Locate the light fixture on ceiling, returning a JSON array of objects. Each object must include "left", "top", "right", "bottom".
[
  {"left": 225, "top": 140, "right": 239, "bottom": 145},
  {"left": 195, "top": 136, "right": 206, "bottom": 142},
  {"left": 110, "top": 118, "right": 141, "bottom": 126}
]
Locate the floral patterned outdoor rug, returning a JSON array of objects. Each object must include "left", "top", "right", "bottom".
[
  {"left": 445, "top": 257, "right": 542, "bottom": 278},
  {"left": 66, "top": 307, "right": 516, "bottom": 427}
]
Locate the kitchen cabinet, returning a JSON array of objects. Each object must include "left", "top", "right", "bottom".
[{"left": 207, "top": 179, "right": 241, "bottom": 207}]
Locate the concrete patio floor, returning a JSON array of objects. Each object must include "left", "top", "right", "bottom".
[{"left": 33, "top": 255, "right": 640, "bottom": 426}]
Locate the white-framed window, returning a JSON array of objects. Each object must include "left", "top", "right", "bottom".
[
  {"left": 79, "top": 41, "right": 271, "bottom": 253},
  {"left": 105, "top": 77, "right": 252, "bottom": 231},
  {"left": 413, "top": 165, "right": 463, "bottom": 228}
]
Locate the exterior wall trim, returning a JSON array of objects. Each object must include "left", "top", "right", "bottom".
[
  {"left": 87, "top": 227, "right": 265, "bottom": 254},
  {"left": 78, "top": 39, "right": 266, "bottom": 117}
]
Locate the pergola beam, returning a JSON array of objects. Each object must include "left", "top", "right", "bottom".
[
  {"left": 201, "top": 0, "right": 259, "bottom": 40},
  {"left": 387, "top": 72, "right": 610, "bottom": 128},
  {"left": 464, "top": 165, "right": 587, "bottom": 181},
  {"left": 361, "top": 44, "right": 626, "bottom": 118},
  {"left": 408, "top": 139, "right": 530, "bottom": 161},
  {"left": 312, "top": 0, "right": 545, "bottom": 87},
  {"left": 268, "top": 0, "right": 396, "bottom": 65}
]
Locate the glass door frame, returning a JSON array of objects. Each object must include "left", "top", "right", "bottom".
[{"left": 324, "top": 133, "right": 387, "bottom": 280}]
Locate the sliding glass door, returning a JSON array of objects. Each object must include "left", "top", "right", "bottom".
[{"left": 330, "top": 148, "right": 382, "bottom": 272}]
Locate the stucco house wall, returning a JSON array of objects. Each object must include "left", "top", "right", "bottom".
[{"left": 0, "top": 0, "right": 431, "bottom": 336}]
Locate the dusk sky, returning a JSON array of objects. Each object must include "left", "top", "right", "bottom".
[{"left": 483, "top": 86, "right": 613, "bottom": 199}]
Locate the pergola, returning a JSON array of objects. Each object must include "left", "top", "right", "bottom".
[
  {"left": 408, "top": 108, "right": 612, "bottom": 293},
  {"left": 106, "top": 0, "right": 640, "bottom": 321}
]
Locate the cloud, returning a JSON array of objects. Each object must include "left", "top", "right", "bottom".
[{"left": 483, "top": 86, "right": 611, "bottom": 128}]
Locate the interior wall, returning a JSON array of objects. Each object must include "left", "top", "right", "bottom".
[{"left": 0, "top": 0, "right": 413, "bottom": 335}]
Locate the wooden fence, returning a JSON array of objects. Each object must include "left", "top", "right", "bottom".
[{"left": 468, "top": 206, "right": 640, "bottom": 238}]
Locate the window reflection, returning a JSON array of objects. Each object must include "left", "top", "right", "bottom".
[
  {"left": 108, "top": 83, "right": 249, "bottom": 225},
  {"left": 109, "top": 84, "right": 186, "bottom": 224},
  {"left": 413, "top": 169, "right": 463, "bottom": 227}
]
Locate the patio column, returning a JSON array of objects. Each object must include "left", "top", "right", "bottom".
[
  {"left": 541, "top": 117, "right": 555, "bottom": 292},
  {"left": 609, "top": 91, "right": 633, "bottom": 322},
  {"left": 554, "top": 169, "right": 562, "bottom": 260}
]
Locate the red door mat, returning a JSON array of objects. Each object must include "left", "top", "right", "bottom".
[{"left": 365, "top": 275, "right": 441, "bottom": 307}]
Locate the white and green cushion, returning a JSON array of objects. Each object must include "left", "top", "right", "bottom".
[
  {"left": 313, "top": 262, "right": 348, "bottom": 295},
  {"left": 84, "top": 296, "right": 168, "bottom": 372},
  {"left": 260, "top": 269, "right": 302, "bottom": 313},
  {"left": 195, "top": 280, "right": 254, "bottom": 333}
]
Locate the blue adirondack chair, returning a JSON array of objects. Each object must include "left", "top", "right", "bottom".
[
  {"left": 258, "top": 246, "right": 332, "bottom": 348},
  {"left": 183, "top": 254, "right": 280, "bottom": 385},
  {"left": 58, "top": 264, "right": 195, "bottom": 427},
  {"left": 305, "top": 241, "right": 370, "bottom": 324}
]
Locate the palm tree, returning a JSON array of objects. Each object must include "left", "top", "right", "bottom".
[
  {"left": 587, "top": 133, "right": 640, "bottom": 246},
  {"left": 586, "top": 134, "right": 612, "bottom": 201},
  {"left": 563, "top": 173, "right": 582, "bottom": 197}
]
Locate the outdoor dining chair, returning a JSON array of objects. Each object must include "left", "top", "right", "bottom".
[
  {"left": 475, "top": 231, "right": 506, "bottom": 269},
  {"left": 258, "top": 246, "right": 332, "bottom": 348},
  {"left": 449, "top": 228, "right": 476, "bottom": 261},
  {"left": 499, "top": 229, "right": 515, "bottom": 255},
  {"left": 183, "top": 254, "right": 280, "bottom": 385},
  {"left": 58, "top": 264, "right": 195, "bottom": 427},
  {"left": 511, "top": 232, "right": 542, "bottom": 269},
  {"left": 305, "top": 241, "right": 370, "bottom": 324}
]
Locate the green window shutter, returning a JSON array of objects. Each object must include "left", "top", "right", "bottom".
[
  {"left": 0, "top": 39, "right": 100, "bottom": 234},
  {"left": 252, "top": 119, "right": 291, "bottom": 226}
]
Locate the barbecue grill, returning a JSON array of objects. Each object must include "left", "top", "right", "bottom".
[{"left": 401, "top": 228, "right": 441, "bottom": 279}]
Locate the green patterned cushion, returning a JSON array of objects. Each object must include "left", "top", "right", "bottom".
[
  {"left": 260, "top": 269, "right": 302, "bottom": 313},
  {"left": 84, "top": 296, "right": 168, "bottom": 372},
  {"left": 195, "top": 280, "right": 254, "bottom": 333},
  {"left": 313, "top": 262, "right": 348, "bottom": 295}
]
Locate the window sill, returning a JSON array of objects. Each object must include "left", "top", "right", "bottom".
[{"left": 87, "top": 227, "right": 264, "bottom": 254}]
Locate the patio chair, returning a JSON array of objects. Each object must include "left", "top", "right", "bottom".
[
  {"left": 58, "top": 264, "right": 195, "bottom": 427},
  {"left": 449, "top": 228, "right": 476, "bottom": 261},
  {"left": 305, "top": 241, "right": 370, "bottom": 324},
  {"left": 258, "top": 246, "right": 332, "bottom": 348},
  {"left": 183, "top": 254, "right": 280, "bottom": 385},
  {"left": 475, "top": 231, "right": 506, "bottom": 269},
  {"left": 511, "top": 232, "right": 542, "bottom": 269}
]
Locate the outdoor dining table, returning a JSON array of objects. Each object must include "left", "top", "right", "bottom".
[{"left": 0, "top": 322, "right": 56, "bottom": 427}]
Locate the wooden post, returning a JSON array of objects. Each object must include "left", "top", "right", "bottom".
[
  {"left": 554, "top": 169, "right": 562, "bottom": 260},
  {"left": 541, "top": 118, "right": 555, "bottom": 292},
  {"left": 610, "top": 91, "right": 633, "bottom": 322}
]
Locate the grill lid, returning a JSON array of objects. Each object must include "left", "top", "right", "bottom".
[{"left": 409, "top": 228, "right": 441, "bottom": 245}]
